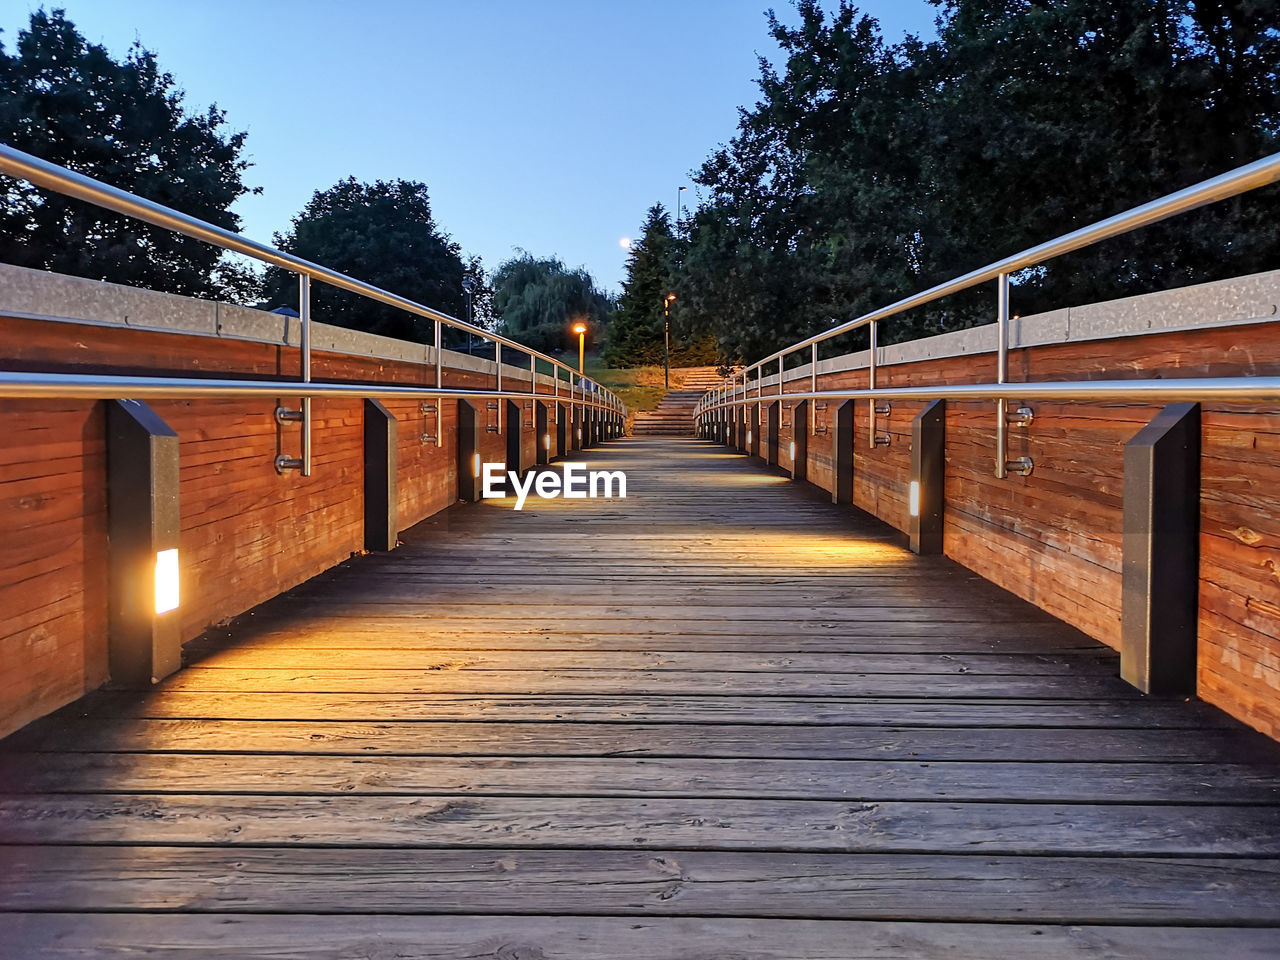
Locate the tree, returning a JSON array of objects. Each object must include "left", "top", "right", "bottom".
[
  {"left": 263, "top": 178, "right": 467, "bottom": 342},
  {"left": 491, "top": 252, "right": 612, "bottom": 354},
  {"left": 680, "top": 0, "right": 1280, "bottom": 364},
  {"left": 0, "top": 8, "right": 258, "bottom": 299},
  {"left": 608, "top": 205, "right": 719, "bottom": 367},
  {"left": 606, "top": 206, "right": 674, "bottom": 366}
]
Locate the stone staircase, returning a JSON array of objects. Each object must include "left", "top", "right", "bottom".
[{"left": 631, "top": 367, "right": 725, "bottom": 437}]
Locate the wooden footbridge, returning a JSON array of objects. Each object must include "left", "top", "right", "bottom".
[
  {"left": 4, "top": 436, "right": 1280, "bottom": 958},
  {"left": 3, "top": 146, "right": 1280, "bottom": 957}
]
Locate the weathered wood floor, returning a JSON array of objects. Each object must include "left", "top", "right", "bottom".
[{"left": 3, "top": 436, "right": 1280, "bottom": 958}]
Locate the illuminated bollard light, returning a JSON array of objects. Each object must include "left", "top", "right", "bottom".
[
  {"left": 456, "top": 399, "right": 483, "bottom": 501},
  {"left": 364, "top": 399, "right": 398, "bottom": 552},
  {"left": 790, "top": 400, "right": 808, "bottom": 482},
  {"left": 1121, "top": 402, "right": 1201, "bottom": 696},
  {"left": 909, "top": 399, "right": 945, "bottom": 556},
  {"left": 106, "top": 399, "right": 181, "bottom": 687}
]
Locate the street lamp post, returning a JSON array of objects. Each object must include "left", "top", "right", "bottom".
[
  {"left": 676, "top": 186, "right": 687, "bottom": 238},
  {"left": 663, "top": 293, "right": 676, "bottom": 390},
  {"left": 572, "top": 321, "right": 587, "bottom": 374}
]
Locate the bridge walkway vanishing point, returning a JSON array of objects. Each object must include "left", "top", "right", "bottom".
[{"left": 3, "top": 436, "right": 1280, "bottom": 958}]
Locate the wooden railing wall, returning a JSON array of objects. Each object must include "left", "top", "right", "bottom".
[
  {"left": 0, "top": 267, "right": 605, "bottom": 738},
  {"left": 718, "top": 271, "right": 1280, "bottom": 740}
]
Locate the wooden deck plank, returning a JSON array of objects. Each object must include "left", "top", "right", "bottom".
[
  {"left": 4, "top": 793, "right": 1280, "bottom": 854},
  {"left": 3, "top": 753, "right": 1278, "bottom": 803},
  {"left": 8, "top": 718, "right": 1265, "bottom": 761},
  {"left": 67, "top": 691, "right": 1237, "bottom": 727},
  {"left": 6, "top": 914, "right": 1280, "bottom": 960},
  {"left": 3, "top": 436, "right": 1280, "bottom": 954},
  {"left": 153, "top": 669, "right": 1142, "bottom": 698},
  {"left": 3, "top": 847, "right": 1280, "bottom": 924}
]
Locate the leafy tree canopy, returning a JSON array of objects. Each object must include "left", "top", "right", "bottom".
[
  {"left": 678, "top": 0, "right": 1280, "bottom": 364},
  {"left": 263, "top": 177, "right": 470, "bottom": 343},
  {"left": 491, "top": 252, "right": 612, "bottom": 354},
  {"left": 608, "top": 205, "right": 720, "bottom": 367},
  {"left": 0, "top": 8, "right": 258, "bottom": 299}
]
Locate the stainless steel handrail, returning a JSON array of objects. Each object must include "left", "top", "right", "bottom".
[
  {"left": 0, "top": 370, "right": 624, "bottom": 406},
  {"left": 697, "top": 150, "right": 1280, "bottom": 471},
  {"left": 697, "top": 376, "right": 1280, "bottom": 407},
  {"left": 736, "top": 150, "right": 1280, "bottom": 377},
  {"left": 0, "top": 143, "right": 624, "bottom": 469},
  {"left": 0, "top": 144, "right": 618, "bottom": 404}
]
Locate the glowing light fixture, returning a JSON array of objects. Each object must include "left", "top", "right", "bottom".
[
  {"left": 571, "top": 322, "right": 588, "bottom": 373},
  {"left": 472, "top": 452, "right": 481, "bottom": 478},
  {"left": 154, "top": 549, "right": 180, "bottom": 614},
  {"left": 789, "top": 441, "right": 796, "bottom": 461},
  {"left": 909, "top": 481, "right": 921, "bottom": 518},
  {"left": 544, "top": 433, "right": 551, "bottom": 451},
  {"left": 106, "top": 400, "right": 181, "bottom": 687}
]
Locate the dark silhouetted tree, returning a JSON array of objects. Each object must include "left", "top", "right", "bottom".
[
  {"left": 263, "top": 177, "right": 467, "bottom": 342},
  {"left": 0, "top": 8, "right": 258, "bottom": 299},
  {"left": 491, "top": 252, "right": 612, "bottom": 354},
  {"left": 678, "top": 0, "right": 1280, "bottom": 364},
  {"left": 608, "top": 205, "right": 720, "bottom": 367}
]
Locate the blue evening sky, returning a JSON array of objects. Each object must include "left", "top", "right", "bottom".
[{"left": 2, "top": 1, "right": 939, "bottom": 294}]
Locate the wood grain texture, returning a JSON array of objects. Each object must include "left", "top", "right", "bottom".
[
  {"left": 766, "top": 320, "right": 1280, "bottom": 739},
  {"left": 0, "top": 314, "right": 543, "bottom": 738},
  {"left": 6, "top": 914, "right": 1280, "bottom": 960},
  {"left": 4, "top": 434, "right": 1280, "bottom": 956}
]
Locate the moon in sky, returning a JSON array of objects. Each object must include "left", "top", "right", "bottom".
[{"left": 619, "top": 237, "right": 631, "bottom": 249}]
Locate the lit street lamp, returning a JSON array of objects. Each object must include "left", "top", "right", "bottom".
[
  {"left": 663, "top": 293, "right": 676, "bottom": 390},
  {"left": 572, "top": 321, "right": 588, "bottom": 374}
]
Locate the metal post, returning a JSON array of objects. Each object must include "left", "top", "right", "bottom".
[
  {"left": 536, "top": 401, "right": 550, "bottom": 465},
  {"left": 1121, "top": 402, "right": 1201, "bottom": 695},
  {"left": 811, "top": 342, "right": 817, "bottom": 434},
  {"left": 300, "top": 274, "right": 312, "bottom": 476},
  {"left": 868, "top": 320, "right": 877, "bottom": 449},
  {"left": 363, "top": 399, "right": 397, "bottom": 552},
  {"left": 496, "top": 339, "right": 503, "bottom": 433},
  {"left": 791, "top": 400, "right": 808, "bottom": 481},
  {"left": 996, "top": 272, "right": 1009, "bottom": 479},
  {"left": 909, "top": 399, "right": 946, "bottom": 555},
  {"left": 433, "top": 318, "right": 442, "bottom": 447},
  {"left": 664, "top": 322, "right": 670, "bottom": 390},
  {"left": 766, "top": 401, "right": 780, "bottom": 465},
  {"left": 105, "top": 399, "right": 181, "bottom": 687},
  {"left": 832, "top": 399, "right": 854, "bottom": 505},
  {"left": 747, "top": 363, "right": 757, "bottom": 432},
  {"left": 456, "top": 399, "right": 481, "bottom": 501},
  {"left": 506, "top": 398, "right": 523, "bottom": 476}
]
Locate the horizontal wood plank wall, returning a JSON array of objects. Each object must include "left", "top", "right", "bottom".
[
  {"left": 0, "top": 314, "right": 550, "bottom": 738},
  {"left": 0, "top": 399, "right": 108, "bottom": 737},
  {"left": 769, "top": 321, "right": 1280, "bottom": 739}
]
